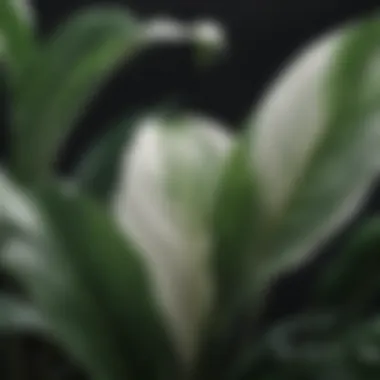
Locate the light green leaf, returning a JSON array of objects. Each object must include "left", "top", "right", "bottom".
[
  {"left": 0, "top": 168, "right": 43, "bottom": 238},
  {"left": 247, "top": 17, "right": 380, "bottom": 280},
  {"left": 10, "top": 6, "right": 141, "bottom": 185}
]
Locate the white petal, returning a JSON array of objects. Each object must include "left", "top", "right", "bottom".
[
  {"left": 142, "top": 18, "right": 191, "bottom": 44},
  {"left": 250, "top": 30, "right": 343, "bottom": 216},
  {"left": 112, "top": 115, "right": 233, "bottom": 364},
  {"left": 248, "top": 25, "right": 380, "bottom": 276},
  {"left": 191, "top": 20, "right": 226, "bottom": 51}
]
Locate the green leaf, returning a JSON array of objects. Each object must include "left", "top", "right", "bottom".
[
  {"left": 10, "top": 6, "right": 141, "bottom": 185},
  {"left": 222, "top": 313, "right": 345, "bottom": 380},
  {"left": 74, "top": 117, "right": 133, "bottom": 202},
  {"left": 0, "top": 294, "right": 48, "bottom": 335},
  {"left": 2, "top": 239, "right": 133, "bottom": 380},
  {"left": 194, "top": 135, "right": 264, "bottom": 380},
  {"left": 1, "top": 182, "right": 133, "bottom": 380},
  {"left": 247, "top": 17, "right": 380, "bottom": 281},
  {"left": 345, "top": 317, "right": 380, "bottom": 374},
  {"left": 0, "top": 168, "right": 44, "bottom": 246},
  {"left": 73, "top": 103, "right": 182, "bottom": 202},
  {"left": 40, "top": 185, "right": 181, "bottom": 379},
  {"left": 204, "top": 135, "right": 266, "bottom": 356},
  {"left": 211, "top": 136, "right": 262, "bottom": 308},
  {"left": 2, "top": 180, "right": 181, "bottom": 380},
  {"left": 0, "top": 0, "right": 37, "bottom": 81},
  {"left": 313, "top": 218, "right": 380, "bottom": 312}
]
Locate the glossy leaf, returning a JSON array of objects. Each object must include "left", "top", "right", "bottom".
[
  {"left": 11, "top": 6, "right": 140, "bottom": 185},
  {"left": 247, "top": 17, "right": 380, "bottom": 281}
]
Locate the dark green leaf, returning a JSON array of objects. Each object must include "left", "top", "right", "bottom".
[
  {"left": 2, "top": 240, "right": 133, "bottom": 380},
  {"left": 0, "top": 294, "right": 48, "bottom": 335},
  {"left": 0, "top": 0, "right": 37, "bottom": 81},
  {"left": 38, "top": 186, "right": 181, "bottom": 379},
  {"left": 1, "top": 189, "right": 133, "bottom": 380},
  {"left": 344, "top": 317, "right": 380, "bottom": 377},
  {"left": 211, "top": 134, "right": 264, "bottom": 316},
  {"left": 74, "top": 117, "right": 134, "bottom": 202},
  {"left": 223, "top": 313, "right": 345, "bottom": 380},
  {"left": 10, "top": 6, "right": 141, "bottom": 185},
  {"left": 2, "top": 182, "right": 178, "bottom": 379},
  {"left": 195, "top": 135, "right": 264, "bottom": 380},
  {"left": 313, "top": 218, "right": 380, "bottom": 312},
  {"left": 73, "top": 102, "right": 184, "bottom": 202}
]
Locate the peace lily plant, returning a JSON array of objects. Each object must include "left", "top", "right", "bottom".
[{"left": 1, "top": 1, "right": 380, "bottom": 379}]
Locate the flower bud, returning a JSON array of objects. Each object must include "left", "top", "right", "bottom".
[{"left": 111, "top": 114, "right": 232, "bottom": 365}]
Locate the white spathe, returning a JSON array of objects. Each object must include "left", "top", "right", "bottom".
[
  {"left": 142, "top": 18, "right": 226, "bottom": 50},
  {"left": 111, "top": 115, "right": 233, "bottom": 365},
  {"left": 250, "top": 31, "right": 344, "bottom": 217},
  {"left": 249, "top": 25, "right": 380, "bottom": 275}
]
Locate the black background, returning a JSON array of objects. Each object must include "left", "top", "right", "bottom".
[{"left": 31, "top": 0, "right": 380, "bottom": 173}]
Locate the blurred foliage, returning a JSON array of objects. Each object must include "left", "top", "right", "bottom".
[{"left": 0, "top": 1, "right": 380, "bottom": 380}]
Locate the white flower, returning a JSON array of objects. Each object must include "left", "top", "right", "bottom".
[
  {"left": 111, "top": 114, "right": 233, "bottom": 365},
  {"left": 250, "top": 31, "right": 344, "bottom": 217},
  {"left": 248, "top": 24, "right": 380, "bottom": 275},
  {"left": 142, "top": 18, "right": 190, "bottom": 44},
  {"left": 141, "top": 18, "right": 226, "bottom": 51},
  {"left": 191, "top": 20, "right": 226, "bottom": 51}
]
